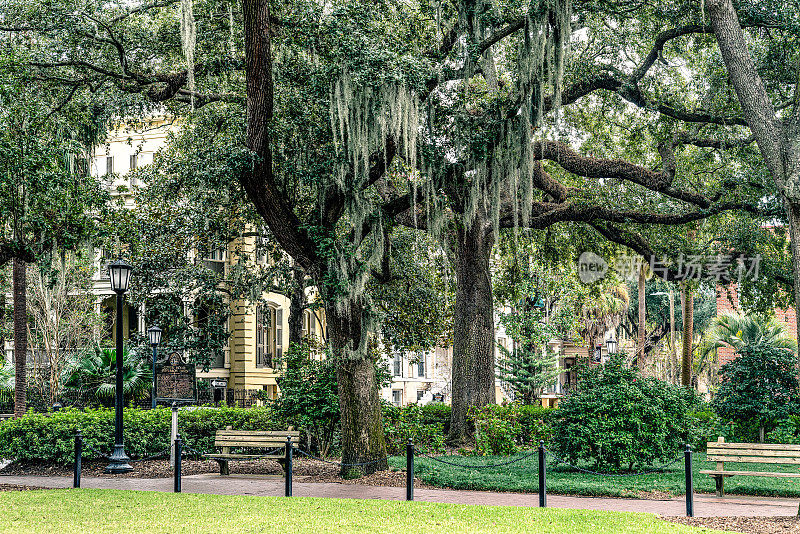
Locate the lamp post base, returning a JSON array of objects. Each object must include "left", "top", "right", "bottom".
[{"left": 104, "top": 444, "right": 133, "bottom": 474}]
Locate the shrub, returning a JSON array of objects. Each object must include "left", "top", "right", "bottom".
[
  {"left": 687, "top": 407, "right": 721, "bottom": 451},
  {"left": 0, "top": 406, "right": 283, "bottom": 463},
  {"left": 550, "top": 355, "right": 700, "bottom": 472},
  {"left": 382, "top": 403, "right": 445, "bottom": 455},
  {"left": 273, "top": 341, "right": 339, "bottom": 456},
  {"left": 712, "top": 344, "right": 800, "bottom": 441},
  {"left": 467, "top": 403, "right": 553, "bottom": 455},
  {"left": 766, "top": 415, "right": 800, "bottom": 445},
  {"left": 469, "top": 404, "right": 520, "bottom": 455},
  {"left": 420, "top": 403, "right": 451, "bottom": 431}
]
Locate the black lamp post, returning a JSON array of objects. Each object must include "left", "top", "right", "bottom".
[
  {"left": 148, "top": 326, "right": 162, "bottom": 409},
  {"left": 106, "top": 259, "right": 133, "bottom": 474},
  {"left": 606, "top": 337, "right": 618, "bottom": 355}
]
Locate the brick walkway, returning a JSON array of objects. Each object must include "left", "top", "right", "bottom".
[{"left": 1, "top": 473, "right": 797, "bottom": 517}]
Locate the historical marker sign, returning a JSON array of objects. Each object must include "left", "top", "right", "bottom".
[{"left": 155, "top": 352, "right": 197, "bottom": 404}]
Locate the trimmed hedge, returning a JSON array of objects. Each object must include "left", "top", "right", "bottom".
[{"left": 0, "top": 406, "right": 284, "bottom": 464}]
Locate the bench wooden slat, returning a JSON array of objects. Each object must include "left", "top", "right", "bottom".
[
  {"left": 206, "top": 453, "right": 284, "bottom": 459},
  {"left": 214, "top": 436, "right": 297, "bottom": 442},
  {"left": 707, "top": 448, "right": 800, "bottom": 459},
  {"left": 706, "top": 442, "right": 800, "bottom": 451},
  {"left": 216, "top": 430, "right": 300, "bottom": 436},
  {"left": 707, "top": 454, "right": 800, "bottom": 465},
  {"left": 214, "top": 440, "right": 295, "bottom": 448},
  {"left": 700, "top": 470, "right": 800, "bottom": 478}
]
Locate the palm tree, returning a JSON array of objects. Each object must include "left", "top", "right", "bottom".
[
  {"left": 0, "top": 363, "right": 14, "bottom": 407},
  {"left": 64, "top": 346, "right": 151, "bottom": 404},
  {"left": 581, "top": 283, "right": 630, "bottom": 353},
  {"left": 706, "top": 313, "right": 797, "bottom": 354},
  {"left": 13, "top": 258, "right": 26, "bottom": 418}
]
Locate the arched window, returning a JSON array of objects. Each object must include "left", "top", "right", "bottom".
[{"left": 256, "top": 305, "right": 282, "bottom": 368}]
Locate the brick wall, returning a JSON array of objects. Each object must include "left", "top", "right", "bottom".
[{"left": 716, "top": 284, "right": 797, "bottom": 366}]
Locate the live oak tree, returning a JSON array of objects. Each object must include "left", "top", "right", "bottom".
[
  {"left": 3, "top": 0, "right": 781, "bottom": 453},
  {"left": 703, "top": 0, "right": 800, "bottom": 351}
]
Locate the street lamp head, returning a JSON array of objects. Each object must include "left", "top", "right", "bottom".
[
  {"left": 606, "top": 338, "right": 618, "bottom": 355},
  {"left": 147, "top": 325, "right": 162, "bottom": 347},
  {"left": 108, "top": 259, "right": 132, "bottom": 293}
]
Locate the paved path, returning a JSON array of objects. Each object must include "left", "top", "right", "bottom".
[{"left": 1, "top": 474, "right": 797, "bottom": 517}]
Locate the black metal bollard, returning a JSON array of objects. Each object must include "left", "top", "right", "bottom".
[
  {"left": 538, "top": 440, "right": 547, "bottom": 508},
  {"left": 406, "top": 439, "right": 414, "bottom": 501},
  {"left": 174, "top": 438, "right": 182, "bottom": 493},
  {"left": 285, "top": 435, "right": 293, "bottom": 497},
  {"left": 73, "top": 431, "right": 82, "bottom": 489},
  {"left": 685, "top": 444, "right": 694, "bottom": 517}
]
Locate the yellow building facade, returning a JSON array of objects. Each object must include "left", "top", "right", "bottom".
[{"left": 91, "top": 120, "right": 324, "bottom": 400}]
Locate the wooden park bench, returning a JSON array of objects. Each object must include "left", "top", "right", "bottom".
[
  {"left": 700, "top": 437, "right": 800, "bottom": 496},
  {"left": 204, "top": 427, "right": 301, "bottom": 476}
]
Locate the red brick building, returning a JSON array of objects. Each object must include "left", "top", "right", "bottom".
[{"left": 716, "top": 285, "right": 797, "bottom": 365}]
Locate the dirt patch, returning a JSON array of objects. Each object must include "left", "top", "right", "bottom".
[
  {"left": 0, "top": 484, "right": 49, "bottom": 491},
  {"left": 665, "top": 516, "right": 800, "bottom": 534}
]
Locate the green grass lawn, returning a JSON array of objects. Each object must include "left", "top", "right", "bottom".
[
  {"left": 0, "top": 489, "right": 725, "bottom": 534},
  {"left": 389, "top": 452, "right": 800, "bottom": 498}
]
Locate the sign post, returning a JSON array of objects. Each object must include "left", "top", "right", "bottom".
[{"left": 155, "top": 352, "right": 197, "bottom": 406}]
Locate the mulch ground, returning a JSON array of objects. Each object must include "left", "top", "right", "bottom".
[
  {"left": 0, "top": 458, "right": 428, "bottom": 488},
  {"left": 665, "top": 516, "right": 800, "bottom": 534},
  {"left": 0, "top": 484, "right": 49, "bottom": 491}
]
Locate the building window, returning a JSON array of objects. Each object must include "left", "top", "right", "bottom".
[
  {"left": 392, "top": 390, "right": 402, "bottom": 406},
  {"left": 416, "top": 353, "right": 425, "bottom": 378},
  {"left": 204, "top": 247, "right": 226, "bottom": 275},
  {"left": 129, "top": 154, "right": 138, "bottom": 171},
  {"left": 302, "top": 310, "right": 317, "bottom": 340},
  {"left": 256, "top": 235, "right": 271, "bottom": 265},
  {"left": 393, "top": 352, "right": 402, "bottom": 377},
  {"left": 416, "top": 390, "right": 425, "bottom": 402},
  {"left": 256, "top": 305, "right": 282, "bottom": 368},
  {"left": 197, "top": 303, "right": 226, "bottom": 369},
  {"left": 106, "top": 156, "right": 114, "bottom": 176}
]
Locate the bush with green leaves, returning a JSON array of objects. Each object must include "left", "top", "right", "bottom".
[
  {"left": 419, "top": 403, "right": 451, "bottom": 429},
  {"left": 712, "top": 343, "right": 800, "bottom": 442},
  {"left": 469, "top": 404, "right": 520, "bottom": 455},
  {"left": 382, "top": 403, "right": 445, "bottom": 455},
  {"left": 766, "top": 415, "right": 800, "bottom": 445},
  {"left": 468, "top": 403, "right": 553, "bottom": 455},
  {"left": 687, "top": 407, "right": 722, "bottom": 451},
  {"left": 550, "top": 356, "right": 700, "bottom": 472},
  {"left": 273, "top": 341, "right": 340, "bottom": 456},
  {"left": 0, "top": 406, "right": 283, "bottom": 463}
]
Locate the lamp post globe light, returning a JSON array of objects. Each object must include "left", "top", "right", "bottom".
[
  {"left": 148, "top": 326, "right": 162, "bottom": 409},
  {"left": 107, "top": 259, "right": 133, "bottom": 474}
]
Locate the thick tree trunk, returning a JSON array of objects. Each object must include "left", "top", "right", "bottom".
[
  {"left": 681, "top": 283, "right": 694, "bottom": 387},
  {"left": 287, "top": 266, "right": 306, "bottom": 348},
  {"left": 13, "top": 258, "right": 26, "bottom": 418},
  {"left": 785, "top": 199, "right": 800, "bottom": 353},
  {"left": 327, "top": 303, "right": 388, "bottom": 475},
  {"left": 637, "top": 266, "right": 646, "bottom": 370},
  {"left": 448, "top": 215, "right": 496, "bottom": 446},
  {"left": 706, "top": 0, "right": 800, "bottom": 352}
]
